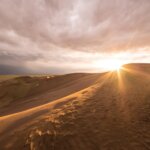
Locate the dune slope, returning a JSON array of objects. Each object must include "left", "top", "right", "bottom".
[
  {"left": 0, "top": 73, "right": 100, "bottom": 116},
  {"left": 0, "top": 63, "right": 150, "bottom": 150}
]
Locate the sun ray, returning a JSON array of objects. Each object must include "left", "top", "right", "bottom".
[
  {"left": 116, "top": 69, "right": 126, "bottom": 95},
  {"left": 121, "top": 65, "right": 150, "bottom": 79}
]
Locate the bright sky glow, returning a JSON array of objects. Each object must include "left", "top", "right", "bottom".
[{"left": 94, "top": 59, "right": 124, "bottom": 71}]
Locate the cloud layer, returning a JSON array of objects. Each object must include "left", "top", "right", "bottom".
[{"left": 0, "top": 0, "right": 150, "bottom": 74}]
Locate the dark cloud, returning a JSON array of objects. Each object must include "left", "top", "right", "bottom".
[{"left": 0, "top": 64, "right": 30, "bottom": 74}]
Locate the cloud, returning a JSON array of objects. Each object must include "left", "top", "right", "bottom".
[
  {"left": 0, "top": 0, "right": 150, "bottom": 73},
  {"left": 0, "top": 64, "right": 30, "bottom": 74}
]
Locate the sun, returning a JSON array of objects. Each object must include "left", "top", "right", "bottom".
[
  {"left": 96, "top": 59, "right": 124, "bottom": 71},
  {"left": 106, "top": 60, "right": 124, "bottom": 71}
]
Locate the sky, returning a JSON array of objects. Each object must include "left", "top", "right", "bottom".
[{"left": 0, "top": 0, "right": 150, "bottom": 74}]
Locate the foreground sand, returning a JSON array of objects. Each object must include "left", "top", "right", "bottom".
[{"left": 0, "top": 64, "right": 150, "bottom": 150}]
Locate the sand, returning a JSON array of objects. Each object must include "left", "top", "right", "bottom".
[{"left": 0, "top": 63, "right": 150, "bottom": 150}]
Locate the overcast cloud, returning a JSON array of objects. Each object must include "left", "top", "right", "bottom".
[{"left": 0, "top": 0, "right": 150, "bottom": 74}]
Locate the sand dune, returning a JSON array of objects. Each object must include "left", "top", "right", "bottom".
[
  {"left": 0, "top": 73, "right": 100, "bottom": 116},
  {"left": 0, "top": 63, "right": 150, "bottom": 150}
]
